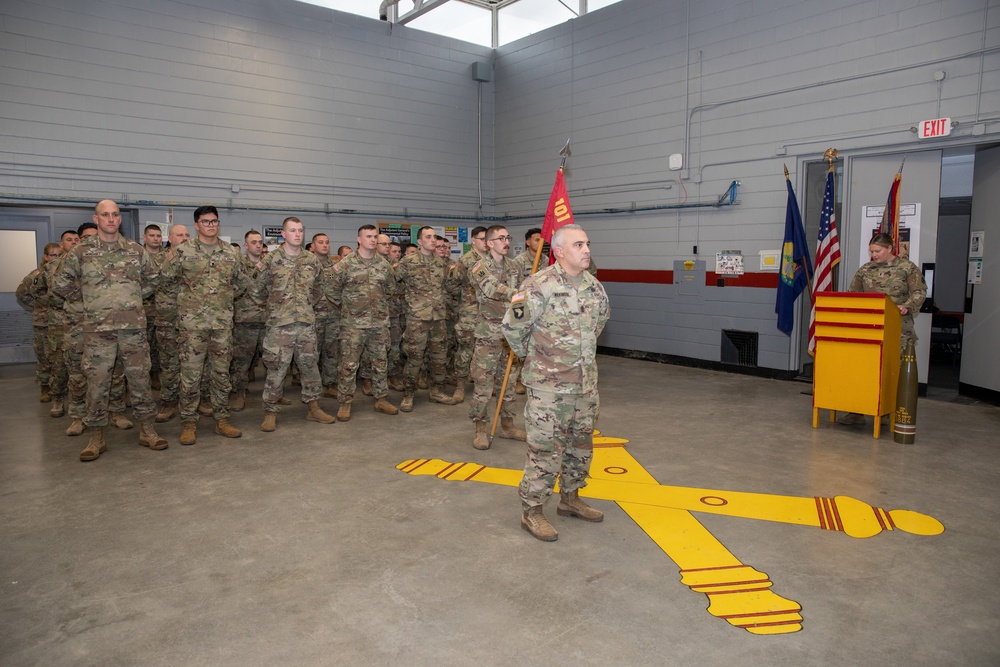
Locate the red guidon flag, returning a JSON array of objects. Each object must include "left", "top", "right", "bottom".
[{"left": 540, "top": 168, "right": 575, "bottom": 265}]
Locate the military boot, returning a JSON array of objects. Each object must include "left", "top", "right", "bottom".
[
  {"left": 214, "top": 419, "right": 242, "bottom": 438},
  {"left": 138, "top": 421, "right": 168, "bottom": 450},
  {"left": 451, "top": 383, "right": 465, "bottom": 404},
  {"left": 261, "top": 412, "right": 277, "bottom": 432},
  {"left": 306, "top": 400, "right": 335, "bottom": 424},
  {"left": 278, "top": 395, "right": 292, "bottom": 405},
  {"left": 179, "top": 421, "right": 197, "bottom": 446},
  {"left": 388, "top": 376, "right": 405, "bottom": 392},
  {"left": 322, "top": 385, "right": 339, "bottom": 399},
  {"left": 521, "top": 506, "right": 558, "bottom": 541},
  {"left": 155, "top": 401, "right": 177, "bottom": 423},
  {"left": 515, "top": 378, "right": 526, "bottom": 395},
  {"left": 49, "top": 397, "right": 66, "bottom": 418},
  {"left": 40, "top": 385, "right": 51, "bottom": 403},
  {"left": 499, "top": 416, "right": 527, "bottom": 441},
  {"left": 374, "top": 397, "right": 399, "bottom": 415},
  {"left": 362, "top": 379, "right": 373, "bottom": 396},
  {"left": 80, "top": 427, "right": 107, "bottom": 462},
  {"left": 429, "top": 386, "right": 459, "bottom": 405},
  {"left": 400, "top": 392, "right": 414, "bottom": 413},
  {"left": 230, "top": 390, "right": 246, "bottom": 412},
  {"left": 473, "top": 420, "right": 490, "bottom": 450},
  {"left": 337, "top": 401, "right": 352, "bottom": 422},
  {"left": 417, "top": 374, "right": 428, "bottom": 390},
  {"left": 109, "top": 412, "right": 134, "bottom": 430},
  {"left": 197, "top": 400, "right": 213, "bottom": 417},
  {"left": 66, "top": 418, "right": 85, "bottom": 436},
  {"left": 557, "top": 490, "right": 604, "bottom": 522}
]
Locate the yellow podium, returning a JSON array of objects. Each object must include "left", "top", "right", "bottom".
[{"left": 812, "top": 293, "right": 901, "bottom": 438}]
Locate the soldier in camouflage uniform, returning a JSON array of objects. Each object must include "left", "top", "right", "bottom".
[
  {"left": 230, "top": 229, "right": 267, "bottom": 412},
  {"left": 394, "top": 226, "right": 460, "bottom": 412},
  {"left": 327, "top": 224, "right": 399, "bottom": 420},
  {"left": 63, "top": 223, "right": 132, "bottom": 437},
  {"left": 501, "top": 224, "right": 610, "bottom": 542},
  {"left": 151, "top": 224, "right": 189, "bottom": 422},
  {"left": 506, "top": 227, "right": 544, "bottom": 395},
  {"left": 467, "top": 225, "right": 526, "bottom": 449},
  {"left": 445, "top": 227, "right": 488, "bottom": 403},
  {"left": 839, "top": 232, "right": 927, "bottom": 426},
  {"left": 311, "top": 233, "right": 341, "bottom": 399},
  {"left": 161, "top": 206, "right": 245, "bottom": 445},
  {"left": 387, "top": 240, "right": 407, "bottom": 389},
  {"left": 54, "top": 199, "right": 168, "bottom": 461},
  {"left": 142, "top": 224, "right": 164, "bottom": 389},
  {"left": 256, "top": 216, "right": 336, "bottom": 431},
  {"left": 41, "top": 230, "right": 82, "bottom": 417},
  {"left": 16, "top": 243, "right": 62, "bottom": 402}
]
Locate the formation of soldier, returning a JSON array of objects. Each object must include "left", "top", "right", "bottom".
[{"left": 21, "top": 202, "right": 601, "bottom": 495}]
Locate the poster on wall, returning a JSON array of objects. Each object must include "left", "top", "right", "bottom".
[
  {"left": 716, "top": 251, "right": 744, "bottom": 275},
  {"left": 263, "top": 225, "right": 284, "bottom": 248},
  {"left": 859, "top": 203, "right": 921, "bottom": 265},
  {"left": 969, "top": 230, "right": 984, "bottom": 258},
  {"left": 377, "top": 222, "right": 412, "bottom": 247}
]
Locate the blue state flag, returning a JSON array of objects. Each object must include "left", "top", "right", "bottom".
[{"left": 776, "top": 178, "right": 812, "bottom": 335}]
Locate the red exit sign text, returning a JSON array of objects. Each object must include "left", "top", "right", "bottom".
[{"left": 918, "top": 117, "right": 952, "bottom": 139}]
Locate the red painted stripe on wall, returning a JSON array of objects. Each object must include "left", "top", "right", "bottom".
[{"left": 597, "top": 269, "right": 778, "bottom": 288}]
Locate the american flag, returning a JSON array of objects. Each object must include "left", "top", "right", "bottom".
[{"left": 808, "top": 169, "right": 841, "bottom": 355}]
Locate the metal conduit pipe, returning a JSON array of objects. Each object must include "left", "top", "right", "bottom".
[{"left": 0, "top": 181, "right": 738, "bottom": 222}]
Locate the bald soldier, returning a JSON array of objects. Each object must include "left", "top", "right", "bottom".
[
  {"left": 502, "top": 224, "right": 610, "bottom": 542},
  {"left": 54, "top": 199, "right": 168, "bottom": 461}
]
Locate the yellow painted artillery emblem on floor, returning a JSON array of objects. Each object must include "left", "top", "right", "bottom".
[{"left": 397, "top": 433, "right": 944, "bottom": 635}]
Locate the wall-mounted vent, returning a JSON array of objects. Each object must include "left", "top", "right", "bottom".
[{"left": 721, "top": 329, "right": 758, "bottom": 367}]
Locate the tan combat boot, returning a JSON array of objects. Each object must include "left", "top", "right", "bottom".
[
  {"left": 138, "top": 420, "right": 168, "bottom": 450},
  {"left": 515, "top": 378, "right": 526, "bottom": 395},
  {"left": 473, "top": 420, "right": 490, "bottom": 450},
  {"left": 374, "top": 397, "right": 398, "bottom": 415},
  {"left": 306, "top": 400, "right": 335, "bottom": 424},
  {"left": 337, "top": 401, "right": 352, "bottom": 422},
  {"left": 417, "top": 374, "right": 428, "bottom": 390},
  {"left": 66, "top": 418, "right": 85, "bottom": 436},
  {"left": 109, "top": 412, "right": 134, "bottom": 430},
  {"left": 40, "top": 385, "right": 51, "bottom": 403},
  {"left": 261, "top": 412, "right": 277, "bottom": 432},
  {"left": 278, "top": 395, "right": 292, "bottom": 405},
  {"left": 197, "top": 400, "right": 213, "bottom": 417},
  {"left": 179, "top": 421, "right": 197, "bottom": 446},
  {"left": 214, "top": 419, "right": 242, "bottom": 438},
  {"left": 230, "top": 390, "right": 246, "bottom": 412},
  {"left": 322, "top": 385, "right": 339, "bottom": 399},
  {"left": 429, "top": 386, "right": 458, "bottom": 405},
  {"left": 521, "top": 506, "right": 558, "bottom": 541},
  {"left": 388, "top": 376, "right": 405, "bottom": 392},
  {"left": 400, "top": 392, "right": 414, "bottom": 413},
  {"left": 451, "top": 383, "right": 465, "bottom": 404},
  {"left": 49, "top": 397, "right": 65, "bottom": 418},
  {"left": 499, "top": 416, "right": 527, "bottom": 441},
  {"left": 155, "top": 401, "right": 177, "bottom": 423},
  {"left": 80, "top": 427, "right": 106, "bottom": 462},
  {"left": 362, "top": 379, "right": 373, "bottom": 396},
  {"left": 557, "top": 490, "right": 604, "bottom": 522}
]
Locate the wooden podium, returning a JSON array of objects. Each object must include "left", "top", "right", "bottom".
[{"left": 812, "top": 293, "right": 901, "bottom": 438}]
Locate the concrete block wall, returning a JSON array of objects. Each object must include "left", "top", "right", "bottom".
[{"left": 495, "top": 0, "right": 997, "bottom": 371}]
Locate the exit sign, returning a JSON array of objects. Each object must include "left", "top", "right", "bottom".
[{"left": 918, "top": 117, "right": 952, "bottom": 139}]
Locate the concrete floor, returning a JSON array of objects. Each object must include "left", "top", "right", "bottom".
[{"left": 1, "top": 356, "right": 998, "bottom": 666}]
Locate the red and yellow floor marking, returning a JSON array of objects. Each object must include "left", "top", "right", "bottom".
[{"left": 397, "top": 431, "right": 944, "bottom": 635}]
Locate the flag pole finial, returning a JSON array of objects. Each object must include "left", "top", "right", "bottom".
[
  {"left": 783, "top": 164, "right": 789, "bottom": 179},
  {"left": 823, "top": 148, "right": 839, "bottom": 172},
  {"left": 559, "top": 139, "right": 571, "bottom": 170}
]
